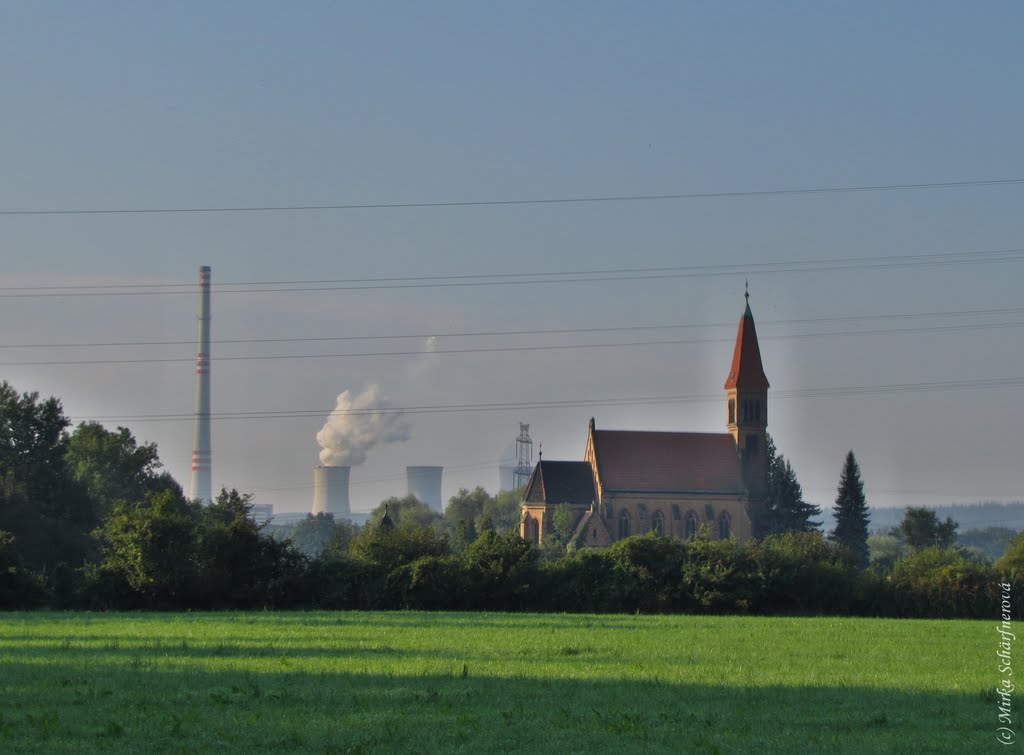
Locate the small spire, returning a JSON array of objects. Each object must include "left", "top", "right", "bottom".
[
  {"left": 538, "top": 442, "right": 543, "bottom": 461},
  {"left": 745, "top": 279, "right": 749, "bottom": 302},
  {"left": 377, "top": 503, "right": 395, "bottom": 531}
]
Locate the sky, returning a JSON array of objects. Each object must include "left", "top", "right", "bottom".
[{"left": 1, "top": 3, "right": 1022, "bottom": 521}]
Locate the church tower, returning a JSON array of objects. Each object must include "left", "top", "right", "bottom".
[{"left": 724, "top": 286, "right": 770, "bottom": 500}]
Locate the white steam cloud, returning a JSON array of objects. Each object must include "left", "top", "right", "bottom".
[{"left": 316, "top": 385, "right": 412, "bottom": 466}]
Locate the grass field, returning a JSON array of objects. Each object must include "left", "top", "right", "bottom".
[{"left": 0, "top": 611, "right": 1004, "bottom": 752}]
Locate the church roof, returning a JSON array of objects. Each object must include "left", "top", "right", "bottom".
[
  {"left": 724, "top": 297, "right": 770, "bottom": 390},
  {"left": 522, "top": 460, "right": 596, "bottom": 505},
  {"left": 591, "top": 429, "right": 744, "bottom": 494}
]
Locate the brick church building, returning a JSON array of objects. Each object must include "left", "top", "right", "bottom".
[{"left": 520, "top": 293, "right": 770, "bottom": 546}]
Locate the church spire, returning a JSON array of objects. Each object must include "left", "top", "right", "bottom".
[{"left": 724, "top": 288, "right": 769, "bottom": 390}]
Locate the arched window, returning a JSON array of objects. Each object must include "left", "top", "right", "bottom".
[
  {"left": 719, "top": 511, "right": 731, "bottom": 540},
  {"left": 685, "top": 511, "right": 698, "bottom": 539},
  {"left": 638, "top": 504, "right": 647, "bottom": 521},
  {"left": 728, "top": 399, "right": 735, "bottom": 424},
  {"left": 651, "top": 511, "right": 664, "bottom": 536},
  {"left": 618, "top": 510, "right": 631, "bottom": 540}
]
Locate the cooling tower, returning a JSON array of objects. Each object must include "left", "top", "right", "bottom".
[
  {"left": 189, "top": 266, "right": 212, "bottom": 502},
  {"left": 312, "top": 466, "right": 350, "bottom": 516},
  {"left": 406, "top": 466, "right": 443, "bottom": 512}
]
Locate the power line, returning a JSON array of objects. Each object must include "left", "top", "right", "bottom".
[
  {"left": 4, "top": 319, "right": 1023, "bottom": 367},
  {"left": 68, "top": 376, "right": 1024, "bottom": 424},
  {"left": 2, "top": 247, "right": 1024, "bottom": 299},
  {"left": 3, "top": 305, "right": 1023, "bottom": 350},
  {"left": 2, "top": 177, "right": 1021, "bottom": 217}
]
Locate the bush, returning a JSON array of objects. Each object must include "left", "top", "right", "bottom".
[
  {"left": 889, "top": 547, "right": 996, "bottom": 618},
  {"left": 463, "top": 530, "right": 537, "bottom": 610},
  {"left": 605, "top": 534, "right": 686, "bottom": 613},
  {"left": 750, "top": 531, "right": 859, "bottom": 614},
  {"left": 680, "top": 534, "right": 758, "bottom": 613}
]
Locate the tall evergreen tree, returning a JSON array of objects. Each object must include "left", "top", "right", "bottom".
[
  {"left": 757, "top": 436, "right": 821, "bottom": 537},
  {"left": 829, "top": 450, "right": 870, "bottom": 568}
]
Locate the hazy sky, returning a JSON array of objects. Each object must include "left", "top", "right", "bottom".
[{"left": 2, "top": 3, "right": 1022, "bottom": 520}]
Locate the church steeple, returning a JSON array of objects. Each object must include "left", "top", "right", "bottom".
[
  {"left": 724, "top": 288, "right": 769, "bottom": 500},
  {"left": 725, "top": 284, "right": 769, "bottom": 391}
]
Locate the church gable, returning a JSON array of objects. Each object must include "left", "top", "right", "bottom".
[{"left": 567, "top": 507, "right": 613, "bottom": 549}]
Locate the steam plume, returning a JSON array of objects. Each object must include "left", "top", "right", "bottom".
[{"left": 316, "top": 385, "right": 411, "bottom": 466}]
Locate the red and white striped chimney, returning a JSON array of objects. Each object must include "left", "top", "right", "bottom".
[{"left": 189, "top": 265, "right": 212, "bottom": 502}]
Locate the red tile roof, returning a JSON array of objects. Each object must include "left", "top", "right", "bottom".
[
  {"left": 591, "top": 430, "right": 744, "bottom": 494},
  {"left": 724, "top": 301, "right": 770, "bottom": 390}
]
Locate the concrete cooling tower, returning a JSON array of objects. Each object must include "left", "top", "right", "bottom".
[
  {"left": 406, "top": 466, "right": 443, "bottom": 512},
  {"left": 312, "top": 466, "right": 350, "bottom": 516}
]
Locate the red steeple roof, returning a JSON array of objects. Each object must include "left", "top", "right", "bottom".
[{"left": 724, "top": 295, "right": 770, "bottom": 390}]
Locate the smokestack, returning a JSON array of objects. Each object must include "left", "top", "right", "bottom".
[
  {"left": 406, "top": 466, "right": 443, "bottom": 512},
  {"left": 312, "top": 466, "right": 351, "bottom": 516},
  {"left": 189, "top": 265, "right": 212, "bottom": 502}
]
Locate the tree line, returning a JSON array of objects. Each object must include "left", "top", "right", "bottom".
[{"left": 2, "top": 380, "right": 1021, "bottom": 618}]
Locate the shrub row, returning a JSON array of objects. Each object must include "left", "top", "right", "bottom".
[{"left": 8, "top": 524, "right": 1011, "bottom": 619}]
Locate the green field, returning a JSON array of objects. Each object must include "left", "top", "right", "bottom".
[{"left": 0, "top": 612, "right": 1003, "bottom": 752}]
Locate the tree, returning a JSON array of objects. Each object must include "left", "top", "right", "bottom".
[
  {"left": 95, "top": 489, "right": 201, "bottom": 607},
  {"left": 896, "top": 507, "right": 958, "bottom": 551},
  {"left": 463, "top": 529, "right": 536, "bottom": 610},
  {"left": 758, "top": 436, "right": 821, "bottom": 536},
  {"left": 66, "top": 421, "right": 179, "bottom": 523},
  {"left": 483, "top": 486, "right": 525, "bottom": 533},
  {"left": 829, "top": 451, "right": 870, "bottom": 568},
  {"left": 348, "top": 522, "right": 450, "bottom": 574},
  {"left": 0, "top": 381, "right": 71, "bottom": 515},
  {"left": 549, "top": 503, "right": 576, "bottom": 549},
  {"left": 0, "top": 382, "right": 92, "bottom": 571},
  {"left": 996, "top": 532, "right": 1024, "bottom": 580},
  {"left": 368, "top": 495, "right": 441, "bottom": 529},
  {"left": 444, "top": 487, "right": 491, "bottom": 524},
  {"left": 290, "top": 512, "right": 339, "bottom": 557}
]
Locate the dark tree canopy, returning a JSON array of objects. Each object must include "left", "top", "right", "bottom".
[
  {"left": 758, "top": 436, "right": 821, "bottom": 537},
  {"left": 67, "top": 421, "right": 179, "bottom": 522},
  {"left": 829, "top": 450, "right": 870, "bottom": 568},
  {"left": 897, "top": 507, "right": 958, "bottom": 551}
]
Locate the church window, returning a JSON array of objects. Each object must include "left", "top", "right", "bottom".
[
  {"left": 638, "top": 505, "right": 647, "bottom": 521},
  {"left": 618, "top": 511, "right": 630, "bottom": 539},
  {"left": 685, "top": 511, "right": 698, "bottom": 539},
  {"left": 652, "top": 511, "right": 664, "bottom": 536},
  {"left": 719, "top": 511, "right": 731, "bottom": 540},
  {"left": 728, "top": 399, "right": 735, "bottom": 424},
  {"left": 672, "top": 505, "right": 681, "bottom": 521}
]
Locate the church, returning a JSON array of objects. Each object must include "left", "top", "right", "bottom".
[{"left": 520, "top": 292, "right": 770, "bottom": 546}]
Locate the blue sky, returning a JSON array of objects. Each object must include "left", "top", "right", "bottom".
[{"left": 1, "top": 3, "right": 1022, "bottom": 518}]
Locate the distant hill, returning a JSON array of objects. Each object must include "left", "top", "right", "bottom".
[{"left": 815, "top": 501, "right": 1024, "bottom": 534}]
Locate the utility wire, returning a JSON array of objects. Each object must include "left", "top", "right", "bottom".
[
  {"left": 2, "top": 177, "right": 1021, "bottom": 217},
  {"left": 4, "top": 319, "right": 1023, "bottom": 367},
  {"left": 69, "top": 376, "right": 1024, "bottom": 424},
  {"left": 1, "top": 305, "right": 1022, "bottom": 350},
  {"left": 1, "top": 247, "right": 1023, "bottom": 298}
]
